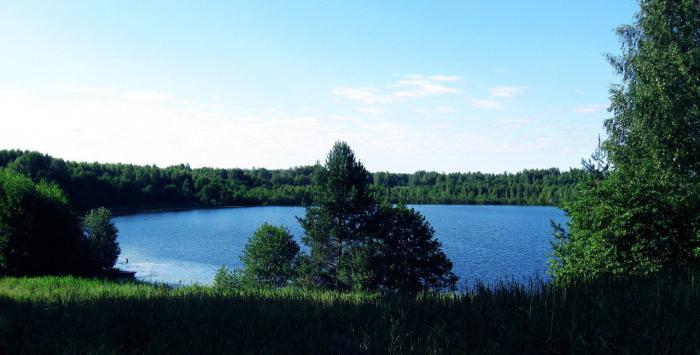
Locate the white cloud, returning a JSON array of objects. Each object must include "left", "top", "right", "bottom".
[
  {"left": 468, "top": 98, "right": 502, "bottom": 110},
  {"left": 497, "top": 118, "right": 534, "bottom": 128},
  {"left": 333, "top": 74, "right": 461, "bottom": 104},
  {"left": 435, "top": 106, "right": 455, "bottom": 114},
  {"left": 357, "top": 107, "right": 387, "bottom": 115},
  {"left": 123, "top": 90, "right": 174, "bottom": 103},
  {"left": 488, "top": 86, "right": 524, "bottom": 98},
  {"left": 574, "top": 103, "right": 607, "bottom": 114},
  {"left": 392, "top": 78, "right": 458, "bottom": 99},
  {"left": 0, "top": 86, "right": 455, "bottom": 171},
  {"left": 0, "top": 84, "right": 589, "bottom": 173},
  {"left": 427, "top": 75, "right": 461, "bottom": 82},
  {"left": 415, "top": 106, "right": 456, "bottom": 115},
  {"left": 466, "top": 85, "right": 523, "bottom": 110},
  {"left": 332, "top": 87, "right": 391, "bottom": 104}
]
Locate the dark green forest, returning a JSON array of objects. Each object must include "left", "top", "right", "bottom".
[{"left": 0, "top": 149, "right": 583, "bottom": 212}]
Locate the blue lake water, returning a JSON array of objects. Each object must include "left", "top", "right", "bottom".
[{"left": 113, "top": 205, "right": 567, "bottom": 286}]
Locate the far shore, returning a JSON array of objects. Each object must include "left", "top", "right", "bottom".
[{"left": 97, "top": 201, "right": 560, "bottom": 218}]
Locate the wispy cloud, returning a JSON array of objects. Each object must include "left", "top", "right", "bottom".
[
  {"left": 415, "top": 106, "right": 456, "bottom": 115},
  {"left": 497, "top": 118, "right": 534, "bottom": 128},
  {"left": 488, "top": 86, "right": 524, "bottom": 98},
  {"left": 467, "top": 85, "right": 524, "bottom": 110},
  {"left": 124, "top": 90, "right": 173, "bottom": 103},
  {"left": 333, "top": 75, "right": 461, "bottom": 104},
  {"left": 574, "top": 103, "right": 607, "bottom": 114},
  {"left": 1, "top": 82, "right": 589, "bottom": 173},
  {"left": 0, "top": 85, "right": 458, "bottom": 171},
  {"left": 391, "top": 75, "right": 459, "bottom": 99},
  {"left": 51, "top": 84, "right": 177, "bottom": 104},
  {"left": 468, "top": 98, "right": 502, "bottom": 110},
  {"left": 435, "top": 106, "right": 455, "bottom": 114},
  {"left": 332, "top": 87, "right": 391, "bottom": 104},
  {"left": 357, "top": 107, "right": 388, "bottom": 115}
]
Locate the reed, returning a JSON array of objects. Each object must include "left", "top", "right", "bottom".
[{"left": 1, "top": 271, "right": 698, "bottom": 354}]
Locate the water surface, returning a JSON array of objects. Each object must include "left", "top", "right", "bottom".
[{"left": 114, "top": 205, "right": 567, "bottom": 286}]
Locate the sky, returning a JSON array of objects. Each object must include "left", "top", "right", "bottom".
[{"left": 0, "top": 1, "right": 639, "bottom": 173}]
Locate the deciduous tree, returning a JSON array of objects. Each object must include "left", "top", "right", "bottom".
[
  {"left": 82, "top": 207, "right": 120, "bottom": 272},
  {"left": 552, "top": 0, "right": 700, "bottom": 280}
]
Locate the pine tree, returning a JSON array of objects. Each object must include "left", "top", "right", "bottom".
[{"left": 298, "top": 142, "right": 376, "bottom": 289}]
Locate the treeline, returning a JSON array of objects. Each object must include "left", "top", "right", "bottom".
[
  {"left": 0, "top": 149, "right": 583, "bottom": 212},
  {"left": 372, "top": 169, "right": 583, "bottom": 206}
]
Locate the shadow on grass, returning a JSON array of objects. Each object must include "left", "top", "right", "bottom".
[{"left": 0, "top": 272, "right": 699, "bottom": 354}]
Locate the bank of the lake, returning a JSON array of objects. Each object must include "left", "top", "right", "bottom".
[
  {"left": 1, "top": 272, "right": 698, "bottom": 354},
  {"left": 113, "top": 205, "right": 567, "bottom": 285}
]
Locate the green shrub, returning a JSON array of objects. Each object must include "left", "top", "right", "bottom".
[
  {"left": 369, "top": 204, "right": 458, "bottom": 292},
  {"left": 217, "top": 224, "right": 301, "bottom": 289},
  {"left": 82, "top": 207, "right": 121, "bottom": 272},
  {"left": 213, "top": 266, "right": 250, "bottom": 289},
  {"left": 0, "top": 168, "right": 86, "bottom": 275}
]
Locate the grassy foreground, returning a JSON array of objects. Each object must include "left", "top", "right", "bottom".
[{"left": 0, "top": 273, "right": 699, "bottom": 354}]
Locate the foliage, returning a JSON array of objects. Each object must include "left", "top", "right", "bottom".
[
  {"left": 2, "top": 272, "right": 700, "bottom": 354},
  {"left": 240, "top": 223, "right": 300, "bottom": 287},
  {"left": 290, "top": 253, "right": 317, "bottom": 289},
  {"left": 372, "top": 168, "right": 583, "bottom": 206},
  {"left": 214, "top": 266, "right": 251, "bottom": 289},
  {"left": 82, "top": 207, "right": 121, "bottom": 272},
  {"left": 298, "top": 142, "right": 457, "bottom": 293},
  {"left": 299, "top": 142, "right": 377, "bottom": 289},
  {"left": 0, "top": 168, "right": 88, "bottom": 276},
  {"left": 0, "top": 149, "right": 583, "bottom": 211},
  {"left": 552, "top": 0, "right": 700, "bottom": 281},
  {"left": 369, "top": 204, "right": 458, "bottom": 293}
]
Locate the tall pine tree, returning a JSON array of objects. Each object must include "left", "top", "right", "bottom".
[{"left": 299, "top": 142, "right": 376, "bottom": 289}]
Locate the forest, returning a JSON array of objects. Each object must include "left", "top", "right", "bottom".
[{"left": 0, "top": 149, "right": 583, "bottom": 212}]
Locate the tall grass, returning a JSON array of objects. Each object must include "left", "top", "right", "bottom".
[{"left": 1, "top": 271, "right": 699, "bottom": 354}]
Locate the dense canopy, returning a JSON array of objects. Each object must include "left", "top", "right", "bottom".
[{"left": 0, "top": 150, "right": 583, "bottom": 212}]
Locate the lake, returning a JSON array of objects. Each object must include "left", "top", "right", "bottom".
[{"left": 113, "top": 205, "right": 567, "bottom": 286}]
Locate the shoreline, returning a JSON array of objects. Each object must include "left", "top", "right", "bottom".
[{"left": 101, "top": 201, "right": 560, "bottom": 217}]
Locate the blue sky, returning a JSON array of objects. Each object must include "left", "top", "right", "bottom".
[{"left": 0, "top": 1, "right": 638, "bottom": 173}]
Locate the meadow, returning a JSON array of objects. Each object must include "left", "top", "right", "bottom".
[{"left": 1, "top": 271, "right": 698, "bottom": 354}]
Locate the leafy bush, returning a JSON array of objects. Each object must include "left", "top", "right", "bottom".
[
  {"left": 216, "top": 224, "right": 300, "bottom": 289},
  {"left": 369, "top": 204, "right": 458, "bottom": 292},
  {"left": 82, "top": 207, "right": 121, "bottom": 272},
  {"left": 0, "top": 168, "right": 86, "bottom": 275},
  {"left": 214, "top": 266, "right": 250, "bottom": 289}
]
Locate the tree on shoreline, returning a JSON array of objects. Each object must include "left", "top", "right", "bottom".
[
  {"left": 0, "top": 169, "right": 85, "bottom": 275},
  {"left": 552, "top": 0, "right": 700, "bottom": 280},
  {"left": 369, "top": 203, "right": 457, "bottom": 292},
  {"left": 298, "top": 142, "right": 457, "bottom": 292},
  {"left": 215, "top": 223, "right": 301, "bottom": 289},
  {"left": 82, "top": 207, "right": 121, "bottom": 272},
  {"left": 298, "top": 142, "right": 377, "bottom": 290},
  {"left": 0, "top": 149, "right": 582, "bottom": 212},
  {"left": 216, "top": 142, "right": 458, "bottom": 293}
]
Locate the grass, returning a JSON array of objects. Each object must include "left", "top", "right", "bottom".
[{"left": 0, "top": 272, "right": 699, "bottom": 354}]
